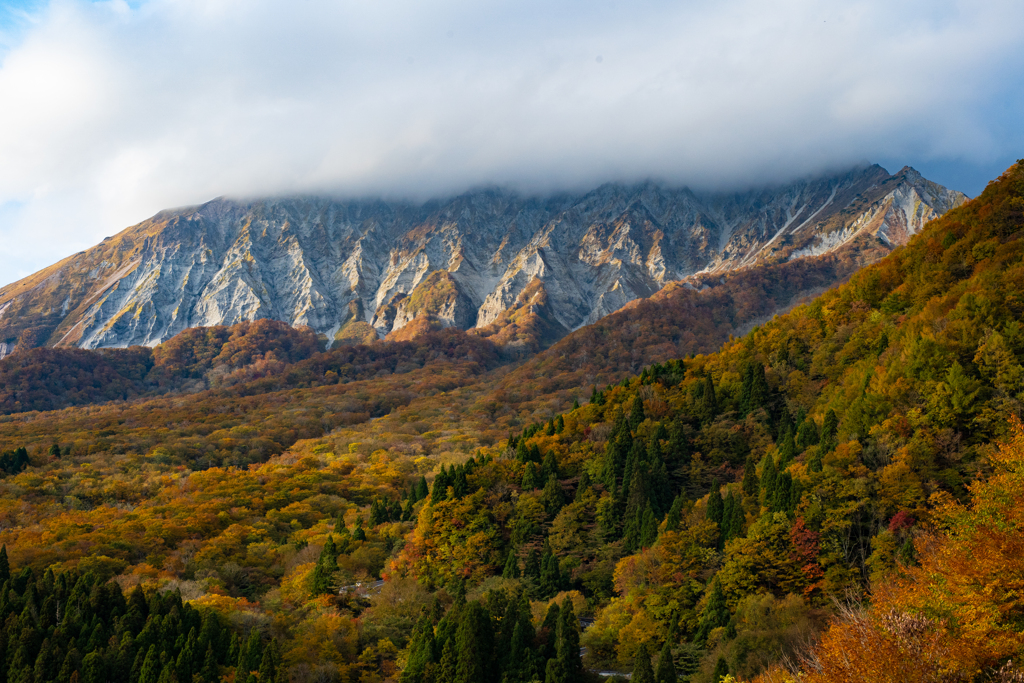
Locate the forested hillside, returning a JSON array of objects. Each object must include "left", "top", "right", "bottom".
[{"left": 0, "top": 163, "right": 1019, "bottom": 682}]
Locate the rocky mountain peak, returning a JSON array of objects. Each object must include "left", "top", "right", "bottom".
[{"left": 0, "top": 165, "right": 967, "bottom": 357}]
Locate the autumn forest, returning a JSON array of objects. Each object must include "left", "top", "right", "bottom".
[{"left": 0, "top": 163, "right": 1023, "bottom": 683}]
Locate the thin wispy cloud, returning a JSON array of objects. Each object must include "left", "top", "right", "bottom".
[{"left": 0, "top": 0, "right": 1022, "bottom": 284}]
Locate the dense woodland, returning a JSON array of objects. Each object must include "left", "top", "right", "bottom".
[{"left": 0, "top": 163, "right": 1020, "bottom": 682}]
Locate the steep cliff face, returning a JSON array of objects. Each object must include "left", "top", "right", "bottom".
[{"left": 0, "top": 165, "right": 966, "bottom": 354}]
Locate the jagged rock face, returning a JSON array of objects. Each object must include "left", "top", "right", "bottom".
[{"left": 0, "top": 165, "right": 966, "bottom": 354}]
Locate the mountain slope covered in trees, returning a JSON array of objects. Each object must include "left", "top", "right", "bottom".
[{"left": 0, "top": 164, "right": 1017, "bottom": 682}]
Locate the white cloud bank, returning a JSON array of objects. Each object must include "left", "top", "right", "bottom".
[{"left": 0, "top": 0, "right": 1022, "bottom": 283}]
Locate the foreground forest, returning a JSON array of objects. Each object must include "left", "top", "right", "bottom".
[{"left": 0, "top": 162, "right": 1021, "bottom": 682}]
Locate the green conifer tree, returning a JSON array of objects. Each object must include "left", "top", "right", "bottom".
[
  {"left": 749, "top": 363, "right": 770, "bottom": 413},
  {"left": 239, "top": 629, "right": 261, "bottom": 675},
  {"left": 455, "top": 602, "right": 494, "bottom": 683},
  {"left": 667, "top": 420, "right": 689, "bottom": 466},
  {"left": 761, "top": 454, "right": 778, "bottom": 508},
  {"left": 699, "top": 373, "right": 717, "bottom": 424},
  {"left": 556, "top": 598, "right": 582, "bottom": 683},
  {"left": 34, "top": 638, "right": 59, "bottom": 683},
  {"left": 257, "top": 647, "right": 276, "bottom": 683},
  {"left": 542, "top": 474, "right": 565, "bottom": 516},
  {"left": 138, "top": 646, "right": 160, "bottom": 683},
  {"left": 0, "top": 546, "right": 9, "bottom": 584},
  {"left": 796, "top": 418, "right": 819, "bottom": 451},
  {"left": 633, "top": 643, "right": 655, "bottom": 683},
  {"left": 639, "top": 506, "right": 658, "bottom": 549},
  {"left": 437, "top": 637, "right": 456, "bottom": 683},
  {"left": 707, "top": 481, "right": 724, "bottom": 525},
  {"left": 157, "top": 662, "right": 176, "bottom": 683},
  {"left": 778, "top": 426, "right": 796, "bottom": 465},
  {"left": 712, "top": 657, "right": 730, "bottom": 683},
  {"left": 353, "top": 516, "right": 367, "bottom": 541},
  {"left": 665, "top": 495, "right": 684, "bottom": 533},
  {"left": 524, "top": 549, "right": 541, "bottom": 579},
  {"left": 694, "top": 580, "right": 730, "bottom": 645},
  {"left": 655, "top": 641, "right": 677, "bottom": 683},
  {"left": 821, "top": 409, "right": 839, "bottom": 453},
  {"left": 310, "top": 535, "right": 339, "bottom": 595},
  {"left": 200, "top": 646, "right": 218, "bottom": 683},
  {"left": 742, "top": 454, "right": 759, "bottom": 500},
  {"left": 502, "top": 549, "right": 519, "bottom": 579},
  {"left": 739, "top": 363, "right": 754, "bottom": 415},
  {"left": 539, "top": 546, "right": 562, "bottom": 598},
  {"left": 522, "top": 463, "right": 539, "bottom": 490},
  {"left": 722, "top": 492, "right": 739, "bottom": 541},
  {"left": 539, "top": 602, "right": 561, "bottom": 662},
  {"left": 402, "top": 615, "right": 436, "bottom": 683},
  {"left": 630, "top": 395, "right": 646, "bottom": 430}
]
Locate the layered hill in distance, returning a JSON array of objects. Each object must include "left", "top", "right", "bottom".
[{"left": 0, "top": 164, "right": 964, "bottom": 357}]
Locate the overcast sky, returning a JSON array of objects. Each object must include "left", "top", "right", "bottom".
[{"left": 0, "top": 0, "right": 1022, "bottom": 285}]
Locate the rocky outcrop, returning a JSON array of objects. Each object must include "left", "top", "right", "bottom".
[{"left": 0, "top": 165, "right": 966, "bottom": 354}]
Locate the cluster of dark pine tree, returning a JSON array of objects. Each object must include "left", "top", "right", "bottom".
[
  {"left": 401, "top": 589, "right": 582, "bottom": 683},
  {"left": 0, "top": 448, "right": 29, "bottom": 477},
  {"left": 599, "top": 397, "right": 682, "bottom": 552},
  {"left": 0, "top": 546, "right": 277, "bottom": 683},
  {"left": 431, "top": 457, "right": 491, "bottom": 501},
  {"left": 370, "top": 476, "right": 430, "bottom": 525},
  {"left": 500, "top": 540, "right": 566, "bottom": 601}
]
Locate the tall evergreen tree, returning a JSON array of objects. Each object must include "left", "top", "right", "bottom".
[
  {"left": 694, "top": 580, "right": 730, "bottom": 645},
  {"left": 796, "top": 417, "right": 819, "bottom": 451},
  {"left": 639, "top": 506, "right": 658, "bottom": 549},
  {"left": 200, "top": 647, "right": 218, "bottom": 683},
  {"left": 665, "top": 495, "right": 684, "bottom": 533},
  {"left": 353, "top": 516, "right": 367, "bottom": 541},
  {"left": 138, "top": 646, "right": 160, "bottom": 683},
  {"left": 742, "top": 454, "right": 759, "bottom": 500},
  {"left": 712, "top": 657, "right": 730, "bottom": 683},
  {"left": 402, "top": 615, "right": 436, "bottom": 683},
  {"left": 239, "top": 629, "right": 261, "bottom": 675},
  {"left": 0, "top": 545, "right": 9, "bottom": 584},
  {"left": 454, "top": 602, "right": 494, "bottom": 683},
  {"left": 629, "top": 395, "right": 646, "bottom": 430},
  {"left": 667, "top": 420, "right": 689, "bottom": 467},
  {"left": 522, "top": 463, "right": 539, "bottom": 491},
  {"left": 633, "top": 643, "right": 655, "bottom": 683},
  {"left": 257, "top": 646, "right": 277, "bottom": 683},
  {"left": 749, "top": 363, "right": 770, "bottom": 414},
  {"left": 556, "top": 599, "right": 582, "bottom": 683},
  {"left": 415, "top": 476, "right": 429, "bottom": 501},
  {"left": 539, "top": 545, "right": 562, "bottom": 598},
  {"left": 310, "top": 536, "right": 338, "bottom": 595},
  {"left": 436, "top": 638, "right": 456, "bottom": 683},
  {"left": 655, "top": 641, "right": 677, "bottom": 683},
  {"left": 707, "top": 481, "right": 724, "bottom": 526},
  {"left": 542, "top": 474, "right": 565, "bottom": 516},
  {"left": 721, "top": 492, "right": 740, "bottom": 541},
  {"left": 761, "top": 454, "right": 778, "bottom": 507},
  {"left": 34, "top": 638, "right": 59, "bottom": 683},
  {"left": 502, "top": 550, "right": 520, "bottom": 579},
  {"left": 821, "top": 409, "right": 839, "bottom": 453},
  {"left": 699, "top": 373, "right": 717, "bottom": 424},
  {"left": 539, "top": 603, "right": 561, "bottom": 662}
]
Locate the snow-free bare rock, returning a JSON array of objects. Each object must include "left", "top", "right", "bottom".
[{"left": 0, "top": 165, "right": 966, "bottom": 355}]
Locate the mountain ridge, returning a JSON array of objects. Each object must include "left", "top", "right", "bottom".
[{"left": 0, "top": 164, "right": 965, "bottom": 357}]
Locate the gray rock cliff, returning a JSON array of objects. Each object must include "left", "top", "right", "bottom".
[{"left": 0, "top": 165, "right": 966, "bottom": 354}]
